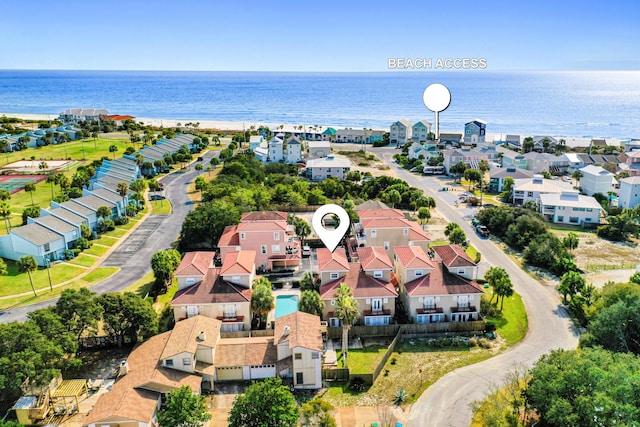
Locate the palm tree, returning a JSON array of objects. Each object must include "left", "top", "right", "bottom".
[
  {"left": 24, "top": 182, "right": 36, "bottom": 205},
  {"left": 109, "top": 145, "right": 118, "bottom": 159},
  {"left": 46, "top": 174, "right": 57, "bottom": 199},
  {"left": 117, "top": 181, "right": 129, "bottom": 216},
  {"left": 17, "top": 255, "right": 38, "bottom": 296},
  {"left": 0, "top": 201, "right": 11, "bottom": 232},
  {"left": 38, "top": 161, "right": 49, "bottom": 174},
  {"left": 251, "top": 277, "right": 274, "bottom": 329},
  {"left": 299, "top": 290, "right": 323, "bottom": 317},
  {"left": 334, "top": 283, "right": 359, "bottom": 368}
]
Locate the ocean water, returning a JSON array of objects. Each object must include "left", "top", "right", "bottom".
[{"left": 1, "top": 70, "right": 639, "bottom": 139}]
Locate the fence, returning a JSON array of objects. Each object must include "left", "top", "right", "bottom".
[
  {"left": 220, "top": 329, "right": 275, "bottom": 339},
  {"left": 322, "top": 368, "right": 350, "bottom": 382},
  {"left": 326, "top": 320, "right": 486, "bottom": 340}
]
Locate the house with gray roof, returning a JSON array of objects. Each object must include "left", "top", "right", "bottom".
[
  {"left": 30, "top": 215, "right": 81, "bottom": 250},
  {"left": 74, "top": 195, "right": 117, "bottom": 218},
  {"left": 618, "top": 176, "right": 640, "bottom": 209},
  {"left": 464, "top": 119, "right": 486, "bottom": 144},
  {"left": 43, "top": 207, "right": 88, "bottom": 229},
  {"left": 489, "top": 167, "right": 534, "bottom": 192},
  {"left": 53, "top": 200, "right": 98, "bottom": 229},
  {"left": 85, "top": 188, "right": 126, "bottom": 216},
  {"left": 0, "top": 222, "right": 66, "bottom": 265}
]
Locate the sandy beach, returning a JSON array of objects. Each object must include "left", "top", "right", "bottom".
[{"left": 0, "top": 112, "right": 623, "bottom": 148}]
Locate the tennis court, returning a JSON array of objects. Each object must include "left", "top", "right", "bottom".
[{"left": 0, "top": 175, "right": 47, "bottom": 193}]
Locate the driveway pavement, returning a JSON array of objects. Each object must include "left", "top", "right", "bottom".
[
  {"left": 368, "top": 148, "right": 579, "bottom": 427},
  {"left": 0, "top": 151, "right": 218, "bottom": 323}
]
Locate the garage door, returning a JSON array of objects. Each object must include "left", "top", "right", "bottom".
[
  {"left": 216, "top": 366, "right": 243, "bottom": 381},
  {"left": 250, "top": 365, "right": 276, "bottom": 380}
]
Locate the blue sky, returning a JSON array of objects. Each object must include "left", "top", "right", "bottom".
[{"left": 1, "top": 0, "right": 639, "bottom": 71}]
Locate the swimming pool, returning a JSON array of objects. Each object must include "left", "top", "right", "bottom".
[{"left": 275, "top": 295, "right": 299, "bottom": 318}]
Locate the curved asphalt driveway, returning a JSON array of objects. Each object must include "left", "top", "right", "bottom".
[
  {"left": 0, "top": 151, "right": 218, "bottom": 323},
  {"left": 371, "top": 148, "right": 579, "bottom": 427}
]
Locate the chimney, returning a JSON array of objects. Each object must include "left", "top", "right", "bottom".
[
  {"left": 118, "top": 360, "right": 129, "bottom": 376},
  {"left": 283, "top": 325, "right": 290, "bottom": 336},
  {"left": 198, "top": 330, "right": 206, "bottom": 341}
]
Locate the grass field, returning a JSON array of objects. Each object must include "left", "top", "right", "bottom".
[
  {"left": 0, "top": 267, "right": 118, "bottom": 309},
  {"left": 84, "top": 244, "right": 110, "bottom": 257},
  {"left": 484, "top": 288, "right": 528, "bottom": 348},
  {"left": 336, "top": 345, "right": 387, "bottom": 374},
  {"left": 0, "top": 260, "right": 87, "bottom": 297},
  {"left": 150, "top": 199, "right": 172, "bottom": 214},
  {"left": 67, "top": 253, "right": 98, "bottom": 268}
]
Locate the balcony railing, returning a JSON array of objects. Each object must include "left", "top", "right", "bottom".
[
  {"left": 450, "top": 305, "right": 477, "bottom": 313},
  {"left": 216, "top": 315, "right": 244, "bottom": 323},
  {"left": 362, "top": 309, "right": 391, "bottom": 317},
  {"left": 416, "top": 306, "right": 443, "bottom": 315}
]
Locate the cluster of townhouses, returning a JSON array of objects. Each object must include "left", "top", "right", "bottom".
[
  {"left": 0, "top": 135, "right": 199, "bottom": 265},
  {"left": 390, "top": 119, "right": 486, "bottom": 145},
  {"left": 85, "top": 203, "right": 484, "bottom": 426},
  {"left": 0, "top": 125, "right": 84, "bottom": 151}
]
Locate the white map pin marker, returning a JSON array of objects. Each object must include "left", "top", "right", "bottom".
[
  {"left": 312, "top": 204, "right": 350, "bottom": 252},
  {"left": 423, "top": 83, "right": 451, "bottom": 140}
]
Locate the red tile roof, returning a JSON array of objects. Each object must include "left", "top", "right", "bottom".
[
  {"left": 274, "top": 312, "right": 323, "bottom": 352},
  {"left": 175, "top": 251, "right": 214, "bottom": 276},
  {"left": 218, "top": 225, "right": 240, "bottom": 247},
  {"left": 393, "top": 246, "right": 435, "bottom": 269},
  {"left": 241, "top": 211, "right": 289, "bottom": 222},
  {"left": 102, "top": 114, "right": 135, "bottom": 121},
  {"left": 356, "top": 208, "right": 404, "bottom": 219},
  {"left": 319, "top": 263, "right": 398, "bottom": 299},
  {"left": 214, "top": 337, "right": 277, "bottom": 367},
  {"left": 360, "top": 217, "right": 430, "bottom": 241},
  {"left": 358, "top": 246, "right": 393, "bottom": 270},
  {"left": 220, "top": 251, "right": 256, "bottom": 275},
  {"left": 433, "top": 245, "right": 476, "bottom": 268},
  {"left": 237, "top": 221, "right": 287, "bottom": 232},
  {"left": 404, "top": 262, "right": 484, "bottom": 296},
  {"left": 317, "top": 247, "right": 350, "bottom": 271},
  {"left": 172, "top": 268, "right": 252, "bottom": 305}
]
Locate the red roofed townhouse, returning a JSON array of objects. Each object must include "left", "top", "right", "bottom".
[
  {"left": 316, "top": 247, "right": 350, "bottom": 285},
  {"left": 393, "top": 246, "right": 484, "bottom": 324},
  {"left": 101, "top": 114, "right": 136, "bottom": 127},
  {"left": 171, "top": 251, "right": 255, "bottom": 332},
  {"left": 356, "top": 246, "right": 393, "bottom": 282},
  {"left": 432, "top": 244, "right": 479, "bottom": 280},
  {"left": 174, "top": 251, "right": 215, "bottom": 290},
  {"left": 218, "top": 212, "right": 301, "bottom": 272},
  {"left": 354, "top": 208, "right": 430, "bottom": 258},
  {"left": 320, "top": 262, "right": 398, "bottom": 327}
]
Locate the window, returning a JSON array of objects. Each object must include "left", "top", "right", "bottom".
[
  {"left": 312, "top": 352, "right": 320, "bottom": 359},
  {"left": 165, "top": 359, "right": 174, "bottom": 367},
  {"left": 569, "top": 217, "right": 579, "bottom": 224},
  {"left": 272, "top": 245, "right": 280, "bottom": 253},
  {"left": 330, "top": 272, "right": 339, "bottom": 279},
  {"left": 527, "top": 192, "right": 534, "bottom": 197},
  {"left": 294, "top": 353, "right": 302, "bottom": 360},
  {"left": 231, "top": 276, "right": 240, "bottom": 283},
  {"left": 457, "top": 269, "right": 465, "bottom": 275},
  {"left": 415, "top": 269, "right": 423, "bottom": 277},
  {"left": 186, "top": 278, "right": 196, "bottom": 286},
  {"left": 296, "top": 372, "right": 304, "bottom": 384},
  {"left": 403, "top": 228, "right": 409, "bottom": 236},
  {"left": 373, "top": 270, "right": 383, "bottom": 278},
  {"left": 372, "top": 299, "right": 382, "bottom": 311},
  {"left": 44, "top": 243, "right": 50, "bottom": 252},
  {"left": 72, "top": 230, "right": 77, "bottom": 238},
  {"left": 384, "top": 241, "right": 390, "bottom": 250},
  {"left": 261, "top": 245, "right": 267, "bottom": 254},
  {"left": 274, "top": 232, "right": 280, "bottom": 241},
  {"left": 371, "top": 229, "right": 377, "bottom": 237},
  {"left": 557, "top": 216, "right": 564, "bottom": 222},
  {"left": 240, "top": 232, "right": 246, "bottom": 240},
  {"left": 424, "top": 297, "right": 435, "bottom": 309},
  {"left": 183, "top": 358, "right": 191, "bottom": 366}
]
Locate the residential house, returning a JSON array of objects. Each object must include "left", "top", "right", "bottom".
[
  {"left": 356, "top": 246, "right": 394, "bottom": 282},
  {"left": 335, "top": 129, "right": 364, "bottom": 143},
  {"left": 321, "top": 127, "right": 337, "bottom": 142},
  {"left": 218, "top": 214, "right": 300, "bottom": 272},
  {"left": 394, "top": 246, "right": 484, "bottom": 323},
  {"left": 249, "top": 135, "right": 265, "bottom": 151},
  {"left": 497, "top": 146, "right": 527, "bottom": 169},
  {"left": 285, "top": 136, "right": 302, "bottom": 164},
  {"left": 274, "top": 312, "right": 323, "bottom": 389},
  {"left": 174, "top": 251, "right": 215, "bottom": 290},
  {"left": 390, "top": 120, "right": 412, "bottom": 145},
  {"left": 512, "top": 175, "right": 575, "bottom": 205},
  {"left": 214, "top": 336, "right": 276, "bottom": 381},
  {"left": 523, "top": 151, "right": 563, "bottom": 174},
  {"left": 560, "top": 153, "right": 584, "bottom": 171},
  {"left": 306, "top": 155, "right": 351, "bottom": 181},
  {"left": 478, "top": 143, "right": 500, "bottom": 162},
  {"left": 308, "top": 141, "right": 331, "bottom": 159},
  {"left": 407, "top": 142, "right": 440, "bottom": 161},
  {"left": 438, "top": 133, "right": 462, "bottom": 145},
  {"left": 412, "top": 120, "right": 432, "bottom": 143},
  {"left": 463, "top": 119, "right": 486, "bottom": 144},
  {"left": 0, "top": 222, "right": 65, "bottom": 265},
  {"left": 355, "top": 208, "right": 430, "bottom": 258},
  {"left": 618, "top": 176, "right": 640, "bottom": 209},
  {"left": 504, "top": 134, "right": 522, "bottom": 150},
  {"left": 84, "top": 188, "right": 127, "bottom": 217},
  {"left": 432, "top": 244, "right": 478, "bottom": 280},
  {"left": 532, "top": 136, "right": 557, "bottom": 152},
  {"left": 83, "top": 316, "right": 219, "bottom": 427},
  {"left": 172, "top": 262, "right": 252, "bottom": 332},
  {"left": 442, "top": 147, "right": 488, "bottom": 174},
  {"left": 101, "top": 114, "right": 136, "bottom": 127},
  {"left": 320, "top": 262, "right": 397, "bottom": 327},
  {"left": 489, "top": 167, "right": 534, "bottom": 192},
  {"left": 29, "top": 215, "right": 81, "bottom": 250},
  {"left": 624, "top": 151, "right": 640, "bottom": 176},
  {"left": 268, "top": 137, "right": 284, "bottom": 162},
  {"left": 317, "top": 247, "right": 350, "bottom": 285},
  {"left": 539, "top": 191, "right": 602, "bottom": 226},
  {"left": 241, "top": 211, "right": 289, "bottom": 222},
  {"left": 59, "top": 108, "right": 109, "bottom": 124},
  {"left": 220, "top": 250, "right": 256, "bottom": 288},
  {"left": 579, "top": 165, "right": 616, "bottom": 196}
]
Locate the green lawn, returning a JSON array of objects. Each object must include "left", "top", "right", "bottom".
[
  {"left": 484, "top": 288, "right": 528, "bottom": 348},
  {"left": 150, "top": 199, "right": 172, "bottom": 214},
  {"left": 0, "top": 267, "right": 118, "bottom": 309},
  {"left": 429, "top": 239, "right": 449, "bottom": 247},
  {"left": 94, "top": 235, "right": 118, "bottom": 245},
  {"left": 84, "top": 244, "right": 110, "bottom": 257},
  {"left": 0, "top": 261, "right": 87, "bottom": 297},
  {"left": 122, "top": 270, "right": 155, "bottom": 297},
  {"left": 67, "top": 253, "right": 98, "bottom": 268},
  {"left": 336, "top": 345, "right": 387, "bottom": 374},
  {"left": 103, "top": 228, "right": 128, "bottom": 238}
]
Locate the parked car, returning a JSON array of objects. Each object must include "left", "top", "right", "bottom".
[
  {"left": 302, "top": 245, "right": 311, "bottom": 257},
  {"left": 475, "top": 225, "right": 490, "bottom": 237},
  {"left": 149, "top": 194, "right": 166, "bottom": 201}
]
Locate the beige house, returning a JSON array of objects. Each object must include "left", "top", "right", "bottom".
[
  {"left": 432, "top": 244, "right": 478, "bottom": 280},
  {"left": 274, "top": 312, "right": 323, "bottom": 389},
  {"left": 171, "top": 251, "right": 253, "bottom": 332},
  {"left": 357, "top": 246, "right": 393, "bottom": 282},
  {"left": 174, "top": 251, "right": 214, "bottom": 290},
  {"left": 214, "top": 337, "right": 277, "bottom": 382},
  {"left": 220, "top": 250, "right": 256, "bottom": 288},
  {"left": 394, "top": 246, "right": 484, "bottom": 323},
  {"left": 355, "top": 208, "right": 430, "bottom": 258},
  {"left": 317, "top": 247, "right": 350, "bottom": 285},
  {"left": 84, "top": 316, "right": 219, "bottom": 427},
  {"left": 319, "top": 262, "right": 398, "bottom": 327}
]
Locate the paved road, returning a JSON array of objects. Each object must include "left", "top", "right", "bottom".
[
  {"left": 0, "top": 151, "right": 218, "bottom": 323},
  {"left": 368, "top": 148, "right": 579, "bottom": 427}
]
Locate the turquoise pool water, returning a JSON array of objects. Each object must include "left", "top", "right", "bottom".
[{"left": 275, "top": 295, "right": 299, "bottom": 318}]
